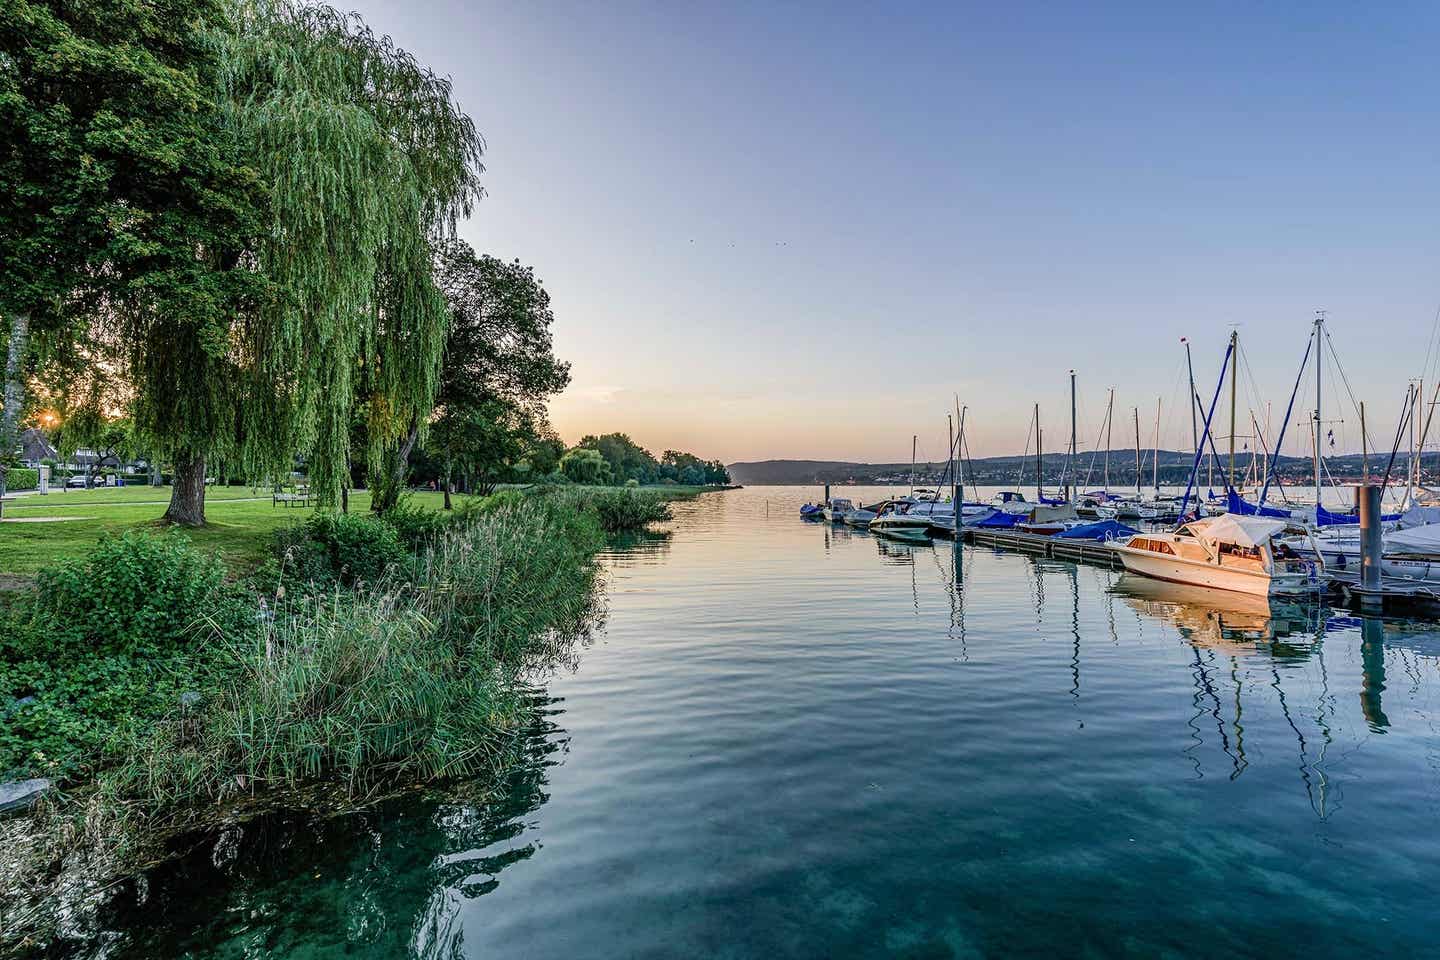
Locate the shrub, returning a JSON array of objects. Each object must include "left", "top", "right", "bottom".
[
  {"left": 5, "top": 467, "right": 38, "bottom": 490},
  {"left": 118, "top": 587, "right": 527, "bottom": 800},
  {"left": 624, "top": 477, "right": 640, "bottom": 488},
  {"left": 379, "top": 500, "right": 452, "bottom": 550},
  {"left": 411, "top": 496, "right": 605, "bottom": 666},
  {"left": 273, "top": 513, "right": 405, "bottom": 587},
  {"left": 546, "top": 487, "right": 671, "bottom": 533},
  {"left": 112, "top": 496, "right": 606, "bottom": 803},
  {"left": 22, "top": 531, "right": 229, "bottom": 658},
  {"left": 0, "top": 532, "right": 242, "bottom": 778}
]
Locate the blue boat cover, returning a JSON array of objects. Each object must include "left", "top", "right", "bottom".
[
  {"left": 1057, "top": 520, "right": 1139, "bottom": 541},
  {"left": 1315, "top": 505, "right": 1402, "bottom": 526},
  {"left": 1038, "top": 494, "right": 1065, "bottom": 505},
  {"left": 975, "top": 511, "right": 1025, "bottom": 528},
  {"left": 1226, "top": 488, "right": 1294, "bottom": 519}
]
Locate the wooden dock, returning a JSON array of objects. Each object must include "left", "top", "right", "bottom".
[
  {"left": 963, "top": 528, "right": 1122, "bottom": 569},
  {"left": 1328, "top": 570, "right": 1440, "bottom": 613}
]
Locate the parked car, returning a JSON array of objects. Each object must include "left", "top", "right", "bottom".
[{"left": 65, "top": 474, "right": 89, "bottom": 488}]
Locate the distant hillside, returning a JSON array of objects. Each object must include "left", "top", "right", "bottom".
[{"left": 728, "top": 451, "right": 1438, "bottom": 487}]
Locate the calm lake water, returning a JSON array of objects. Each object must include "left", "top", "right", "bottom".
[{"left": 93, "top": 486, "right": 1440, "bottom": 959}]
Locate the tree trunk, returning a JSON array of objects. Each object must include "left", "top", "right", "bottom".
[
  {"left": 372, "top": 419, "right": 419, "bottom": 514},
  {"left": 341, "top": 479, "right": 349, "bottom": 514},
  {"left": 164, "top": 450, "right": 207, "bottom": 526},
  {"left": 1, "top": 309, "right": 31, "bottom": 520},
  {"left": 442, "top": 458, "right": 453, "bottom": 510}
]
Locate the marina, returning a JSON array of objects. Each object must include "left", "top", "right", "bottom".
[{"left": 88, "top": 487, "right": 1440, "bottom": 958}]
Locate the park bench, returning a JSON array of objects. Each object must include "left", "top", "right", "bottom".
[{"left": 272, "top": 486, "right": 315, "bottom": 508}]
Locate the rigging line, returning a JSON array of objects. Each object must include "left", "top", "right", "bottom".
[
  {"left": 1322, "top": 327, "right": 1378, "bottom": 453},
  {"left": 1015, "top": 405, "right": 1035, "bottom": 485},
  {"left": 1382, "top": 383, "right": 1416, "bottom": 489},
  {"left": 1237, "top": 342, "right": 1272, "bottom": 445},
  {"left": 1422, "top": 299, "right": 1440, "bottom": 390}
]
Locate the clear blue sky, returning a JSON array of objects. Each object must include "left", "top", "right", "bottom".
[{"left": 350, "top": 0, "right": 1440, "bottom": 463}]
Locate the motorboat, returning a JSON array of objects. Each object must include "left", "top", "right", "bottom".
[
  {"left": 1075, "top": 491, "right": 1119, "bottom": 519},
  {"left": 988, "top": 491, "right": 1034, "bottom": 515},
  {"left": 1113, "top": 515, "right": 1322, "bottom": 597},
  {"left": 1100, "top": 496, "right": 1157, "bottom": 521},
  {"left": 844, "top": 498, "right": 904, "bottom": 529},
  {"left": 799, "top": 502, "right": 825, "bottom": 520},
  {"left": 822, "top": 498, "right": 855, "bottom": 523},
  {"left": 926, "top": 502, "right": 998, "bottom": 534},
  {"left": 1142, "top": 495, "right": 1185, "bottom": 522},
  {"left": 868, "top": 502, "right": 934, "bottom": 542},
  {"left": 1014, "top": 502, "right": 1081, "bottom": 536}
]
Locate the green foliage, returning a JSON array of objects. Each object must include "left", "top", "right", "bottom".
[
  {"left": 551, "top": 487, "right": 672, "bottom": 533},
  {"left": 273, "top": 512, "right": 406, "bottom": 587},
  {"left": 0, "top": 531, "right": 242, "bottom": 778},
  {"left": 6, "top": 467, "right": 37, "bottom": 489},
  {"left": 560, "top": 446, "right": 611, "bottom": 484},
  {"left": 661, "top": 449, "right": 731, "bottom": 485},
  {"left": 215, "top": 0, "right": 486, "bottom": 505},
  {"left": 112, "top": 494, "right": 604, "bottom": 803},
  {"left": 578, "top": 432, "right": 658, "bottom": 483},
  {"left": 407, "top": 496, "right": 604, "bottom": 666},
  {"left": 379, "top": 499, "right": 453, "bottom": 550}
]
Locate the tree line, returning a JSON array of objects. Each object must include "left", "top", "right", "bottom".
[{"left": 1, "top": 0, "right": 722, "bottom": 521}]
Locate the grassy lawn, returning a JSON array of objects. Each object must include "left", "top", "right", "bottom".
[
  {"left": 0, "top": 483, "right": 711, "bottom": 577},
  {"left": 0, "top": 488, "right": 463, "bottom": 576}
]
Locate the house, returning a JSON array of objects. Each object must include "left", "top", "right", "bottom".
[{"left": 18, "top": 428, "right": 57, "bottom": 467}]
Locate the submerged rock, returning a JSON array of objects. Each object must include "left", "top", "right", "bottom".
[{"left": 0, "top": 778, "right": 53, "bottom": 818}]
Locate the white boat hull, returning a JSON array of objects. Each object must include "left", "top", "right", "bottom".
[
  {"left": 1113, "top": 544, "right": 1314, "bottom": 597},
  {"left": 870, "top": 518, "right": 933, "bottom": 541},
  {"left": 1295, "top": 541, "right": 1440, "bottom": 583}
]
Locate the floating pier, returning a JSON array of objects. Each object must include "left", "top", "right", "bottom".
[{"left": 963, "top": 528, "right": 1122, "bottom": 569}]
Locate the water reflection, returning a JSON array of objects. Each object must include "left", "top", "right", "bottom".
[
  {"left": 1109, "top": 574, "right": 1320, "bottom": 650},
  {"left": 95, "top": 691, "right": 570, "bottom": 959},
  {"left": 65, "top": 489, "right": 1440, "bottom": 957}
]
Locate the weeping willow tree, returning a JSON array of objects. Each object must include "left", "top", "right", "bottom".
[{"left": 129, "top": 0, "right": 482, "bottom": 524}]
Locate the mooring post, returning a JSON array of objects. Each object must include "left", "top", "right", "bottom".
[
  {"left": 824, "top": 483, "right": 830, "bottom": 505},
  {"left": 1358, "top": 483, "right": 1383, "bottom": 611}
]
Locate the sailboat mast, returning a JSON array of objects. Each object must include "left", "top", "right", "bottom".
[
  {"left": 956, "top": 402, "right": 967, "bottom": 509},
  {"left": 1313, "top": 313, "right": 1323, "bottom": 506},
  {"left": 1228, "top": 330, "right": 1238, "bottom": 491},
  {"left": 910, "top": 434, "right": 916, "bottom": 495},
  {"left": 1035, "top": 402, "right": 1042, "bottom": 499},
  {"left": 947, "top": 415, "right": 954, "bottom": 500},
  {"left": 1133, "top": 407, "right": 1141, "bottom": 496},
  {"left": 1068, "top": 370, "right": 1077, "bottom": 503},
  {"left": 1104, "top": 388, "right": 1114, "bottom": 491},
  {"left": 1361, "top": 400, "right": 1368, "bottom": 480},
  {"left": 1152, "top": 397, "right": 1160, "bottom": 491},
  {"left": 1184, "top": 337, "right": 1198, "bottom": 457}
]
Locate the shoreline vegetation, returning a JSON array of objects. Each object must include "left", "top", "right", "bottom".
[{"left": 0, "top": 483, "right": 712, "bottom": 953}]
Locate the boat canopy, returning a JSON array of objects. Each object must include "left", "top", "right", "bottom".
[
  {"left": 1180, "top": 514, "right": 1288, "bottom": 549},
  {"left": 1387, "top": 523, "right": 1440, "bottom": 555},
  {"left": 1400, "top": 506, "right": 1440, "bottom": 527},
  {"left": 1057, "top": 519, "right": 1138, "bottom": 541},
  {"left": 1316, "top": 504, "right": 1402, "bottom": 527},
  {"left": 1226, "top": 488, "right": 1294, "bottom": 520}
]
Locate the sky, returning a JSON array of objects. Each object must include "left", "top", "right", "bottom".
[{"left": 348, "top": 0, "right": 1440, "bottom": 464}]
